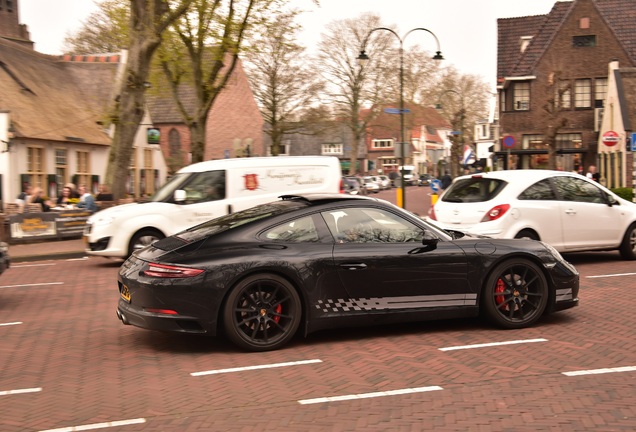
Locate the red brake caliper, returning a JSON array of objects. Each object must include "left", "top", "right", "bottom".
[
  {"left": 273, "top": 304, "right": 282, "bottom": 323},
  {"left": 495, "top": 278, "right": 506, "bottom": 306}
]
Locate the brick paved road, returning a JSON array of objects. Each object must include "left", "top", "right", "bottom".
[{"left": 0, "top": 222, "right": 635, "bottom": 431}]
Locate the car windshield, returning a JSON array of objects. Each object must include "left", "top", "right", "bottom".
[
  {"left": 442, "top": 177, "right": 507, "bottom": 203},
  {"left": 175, "top": 199, "right": 309, "bottom": 241}
]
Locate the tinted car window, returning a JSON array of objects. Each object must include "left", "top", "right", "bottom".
[
  {"left": 553, "top": 176, "right": 605, "bottom": 203},
  {"left": 442, "top": 178, "right": 507, "bottom": 203},
  {"left": 263, "top": 215, "right": 320, "bottom": 243},
  {"left": 518, "top": 179, "right": 557, "bottom": 200},
  {"left": 177, "top": 200, "right": 308, "bottom": 241},
  {"left": 322, "top": 207, "right": 424, "bottom": 243}
]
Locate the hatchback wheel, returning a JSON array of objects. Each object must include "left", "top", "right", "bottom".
[
  {"left": 619, "top": 223, "right": 636, "bottom": 260},
  {"left": 223, "top": 273, "right": 301, "bottom": 351},
  {"left": 514, "top": 229, "right": 540, "bottom": 241},
  {"left": 482, "top": 259, "right": 548, "bottom": 329}
]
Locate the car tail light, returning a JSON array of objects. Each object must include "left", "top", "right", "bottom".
[
  {"left": 143, "top": 263, "right": 204, "bottom": 278},
  {"left": 428, "top": 205, "right": 437, "bottom": 220},
  {"left": 340, "top": 178, "right": 345, "bottom": 194},
  {"left": 480, "top": 204, "right": 510, "bottom": 222}
]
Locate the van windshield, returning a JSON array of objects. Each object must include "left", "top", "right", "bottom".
[{"left": 149, "top": 172, "right": 192, "bottom": 202}]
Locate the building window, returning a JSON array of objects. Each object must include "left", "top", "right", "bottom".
[
  {"left": 594, "top": 78, "right": 608, "bottom": 107},
  {"left": 372, "top": 139, "right": 394, "bottom": 149},
  {"left": 322, "top": 143, "right": 343, "bottom": 155},
  {"left": 6, "top": 0, "right": 14, "bottom": 12},
  {"left": 55, "top": 149, "right": 68, "bottom": 195},
  {"left": 143, "top": 148, "right": 154, "bottom": 196},
  {"left": 76, "top": 150, "right": 91, "bottom": 189},
  {"left": 27, "top": 147, "right": 46, "bottom": 189},
  {"left": 572, "top": 35, "right": 596, "bottom": 47},
  {"left": 557, "top": 81, "right": 571, "bottom": 109},
  {"left": 513, "top": 82, "right": 530, "bottom": 111},
  {"left": 575, "top": 79, "right": 591, "bottom": 108}
]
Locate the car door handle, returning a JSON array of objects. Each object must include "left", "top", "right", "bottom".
[
  {"left": 564, "top": 209, "right": 576, "bottom": 215},
  {"left": 340, "top": 263, "right": 367, "bottom": 270}
]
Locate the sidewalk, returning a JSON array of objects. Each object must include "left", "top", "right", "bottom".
[{"left": 7, "top": 238, "right": 87, "bottom": 263}]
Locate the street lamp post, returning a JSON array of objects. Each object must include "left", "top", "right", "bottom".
[
  {"left": 358, "top": 27, "right": 443, "bottom": 210},
  {"left": 436, "top": 89, "right": 465, "bottom": 177}
]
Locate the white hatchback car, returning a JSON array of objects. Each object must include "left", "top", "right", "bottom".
[{"left": 428, "top": 169, "right": 636, "bottom": 259}]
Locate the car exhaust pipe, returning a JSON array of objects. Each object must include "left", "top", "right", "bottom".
[{"left": 117, "top": 309, "right": 130, "bottom": 325}]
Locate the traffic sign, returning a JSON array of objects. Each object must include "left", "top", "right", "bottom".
[
  {"left": 502, "top": 135, "right": 516, "bottom": 148},
  {"left": 602, "top": 130, "right": 619, "bottom": 147},
  {"left": 632, "top": 133, "right": 636, "bottom": 151},
  {"left": 430, "top": 179, "right": 442, "bottom": 193}
]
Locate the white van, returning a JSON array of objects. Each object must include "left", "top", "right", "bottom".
[{"left": 84, "top": 156, "right": 342, "bottom": 258}]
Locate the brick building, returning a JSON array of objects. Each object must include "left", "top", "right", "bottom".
[{"left": 496, "top": 0, "right": 636, "bottom": 187}]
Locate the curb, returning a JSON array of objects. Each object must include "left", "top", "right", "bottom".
[{"left": 11, "top": 251, "right": 89, "bottom": 263}]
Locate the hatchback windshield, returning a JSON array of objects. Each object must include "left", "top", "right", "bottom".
[{"left": 442, "top": 177, "right": 507, "bottom": 203}]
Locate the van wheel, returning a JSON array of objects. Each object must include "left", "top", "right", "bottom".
[
  {"left": 128, "top": 229, "right": 164, "bottom": 256},
  {"left": 619, "top": 223, "right": 636, "bottom": 260}
]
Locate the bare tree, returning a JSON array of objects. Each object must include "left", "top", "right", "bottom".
[
  {"left": 106, "top": 0, "right": 194, "bottom": 200},
  {"left": 540, "top": 70, "right": 569, "bottom": 170},
  {"left": 156, "top": 0, "right": 283, "bottom": 163},
  {"left": 433, "top": 66, "right": 491, "bottom": 176},
  {"left": 243, "top": 10, "right": 324, "bottom": 156},
  {"left": 315, "top": 13, "right": 394, "bottom": 175},
  {"left": 62, "top": 0, "right": 130, "bottom": 54}
]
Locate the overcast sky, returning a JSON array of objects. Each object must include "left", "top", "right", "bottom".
[{"left": 19, "top": 0, "right": 560, "bottom": 89}]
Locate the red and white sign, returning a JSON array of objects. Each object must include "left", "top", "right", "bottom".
[{"left": 602, "top": 130, "right": 620, "bottom": 147}]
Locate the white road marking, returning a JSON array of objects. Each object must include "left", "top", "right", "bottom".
[
  {"left": 10, "top": 263, "right": 55, "bottom": 268},
  {"left": 298, "top": 386, "right": 443, "bottom": 405},
  {"left": 562, "top": 366, "right": 636, "bottom": 376},
  {"left": 586, "top": 272, "right": 636, "bottom": 278},
  {"left": 0, "top": 282, "right": 63, "bottom": 289},
  {"left": 39, "top": 418, "right": 146, "bottom": 432},
  {"left": 66, "top": 257, "right": 89, "bottom": 262},
  {"left": 0, "top": 321, "right": 22, "bottom": 327},
  {"left": 439, "top": 338, "right": 548, "bottom": 351},
  {"left": 0, "top": 387, "right": 42, "bottom": 396},
  {"left": 191, "top": 359, "right": 322, "bottom": 376}
]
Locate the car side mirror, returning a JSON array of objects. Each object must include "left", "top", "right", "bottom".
[
  {"left": 605, "top": 193, "right": 619, "bottom": 207},
  {"left": 421, "top": 231, "right": 440, "bottom": 247},
  {"left": 174, "top": 189, "right": 186, "bottom": 203}
]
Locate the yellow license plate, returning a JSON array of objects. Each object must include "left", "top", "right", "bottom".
[{"left": 120, "top": 284, "right": 131, "bottom": 303}]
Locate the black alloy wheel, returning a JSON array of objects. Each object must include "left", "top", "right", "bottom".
[
  {"left": 223, "top": 273, "right": 301, "bottom": 351},
  {"left": 482, "top": 259, "right": 549, "bottom": 329}
]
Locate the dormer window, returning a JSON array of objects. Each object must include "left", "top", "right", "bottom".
[
  {"left": 573, "top": 35, "right": 596, "bottom": 47},
  {"left": 520, "top": 36, "right": 533, "bottom": 53}
]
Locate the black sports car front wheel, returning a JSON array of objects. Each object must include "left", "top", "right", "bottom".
[
  {"left": 482, "top": 259, "right": 549, "bottom": 329},
  {"left": 223, "top": 273, "right": 301, "bottom": 351}
]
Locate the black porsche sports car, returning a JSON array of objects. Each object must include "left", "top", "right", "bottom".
[{"left": 117, "top": 194, "right": 579, "bottom": 351}]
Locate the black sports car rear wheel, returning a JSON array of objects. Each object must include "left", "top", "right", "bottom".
[
  {"left": 482, "top": 259, "right": 548, "bottom": 329},
  {"left": 223, "top": 274, "right": 301, "bottom": 351}
]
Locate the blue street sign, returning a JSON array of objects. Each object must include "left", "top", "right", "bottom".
[
  {"left": 503, "top": 135, "right": 516, "bottom": 148},
  {"left": 430, "top": 179, "right": 442, "bottom": 193},
  {"left": 631, "top": 133, "right": 636, "bottom": 151},
  {"left": 383, "top": 108, "right": 411, "bottom": 114},
  {"left": 450, "top": 131, "right": 462, "bottom": 135}
]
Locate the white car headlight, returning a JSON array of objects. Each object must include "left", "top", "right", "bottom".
[{"left": 91, "top": 216, "right": 115, "bottom": 227}]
